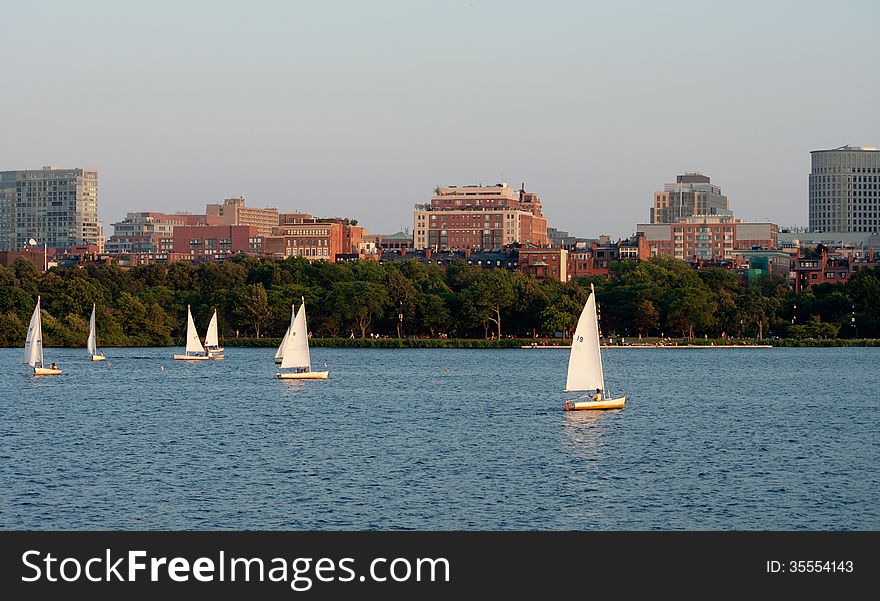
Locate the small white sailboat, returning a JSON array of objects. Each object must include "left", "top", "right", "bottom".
[
  {"left": 563, "top": 284, "right": 625, "bottom": 411},
  {"left": 87, "top": 303, "right": 106, "bottom": 361},
  {"left": 25, "top": 296, "right": 61, "bottom": 376},
  {"left": 204, "top": 309, "right": 224, "bottom": 359},
  {"left": 276, "top": 297, "right": 328, "bottom": 380},
  {"left": 274, "top": 325, "right": 290, "bottom": 365},
  {"left": 172, "top": 305, "right": 211, "bottom": 361}
]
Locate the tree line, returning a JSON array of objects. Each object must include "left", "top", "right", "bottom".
[{"left": 0, "top": 254, "right": 878, "bottom": 347}]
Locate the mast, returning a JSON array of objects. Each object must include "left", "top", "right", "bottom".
[{"left": 591, "top": 283, "right": 607, "bottom": 394}]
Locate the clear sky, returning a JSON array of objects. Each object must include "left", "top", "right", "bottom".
[{"left": 2, "top": 0, "right": 878, "bottom": 238}]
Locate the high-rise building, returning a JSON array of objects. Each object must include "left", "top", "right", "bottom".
[
  {"left": 651, "top": 172, "right": 729, "bottom": 224},
  {"left": 0, "top": 166, "right": 99, "bottom": 251},
  {"left": 413, "top": 182, "right": 548, "bottom": 251},
  {"left": 205, "top": 196, "right": 279, "bottom": 237},
  {"left": 809, "top": 146, "right": 880, "bottom": 233}
]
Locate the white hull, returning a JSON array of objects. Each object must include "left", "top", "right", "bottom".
[
  {"left": 91, "top": 355, "right": 106, "bottom": 362},
  {"left": 564, "top": 396, "right": 626, "bottom": 411},
  {"left": 33, "top": 367, "right": 62, "bottom": 376},
  {"left": 276, "top": 370, "right": 329, "bottom": 380},
  {"left": 172, "top": 354, "right": 212, "bottom": 361}
]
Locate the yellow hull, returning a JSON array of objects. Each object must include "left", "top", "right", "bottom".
[
  {"left": 91, "top": 355, "right": 106, "bottom": 362},
  {"left": 33, "top": 367, "right": 62, "bottom": 376},
  {"left": 210, "top": 354, "right": 224, "bottom": 360},
  {"left": 276, "top": 371, "right": 330, "bottom": 380},
  {"left": 172, "top": 354, "right": 212, "bottom": 361},
  {"left": 564, "top": 396, "right": 626, "bottom": 411}
]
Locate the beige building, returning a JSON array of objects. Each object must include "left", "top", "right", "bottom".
[
  {"left": 652, "top": 173, "right": 730, "bottom": 224},
  {"left": 0, "top": 166, "right": 99, "bottom": 251},
  {"left": 413, "top": 182, "right": 548, "bottom": 251},
  {"left": 206, "top": 196, "right": 279, "bottom": 237}
]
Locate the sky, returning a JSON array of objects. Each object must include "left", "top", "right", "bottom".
[{"left": 1, "top": 0, "right": 878, "bottom": 238}]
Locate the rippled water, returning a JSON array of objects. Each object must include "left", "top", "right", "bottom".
[{"left": 0, "top": 346, "right": 877, "bottom": 530}]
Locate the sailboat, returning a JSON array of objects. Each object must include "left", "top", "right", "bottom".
[
  {"left": 563, "top": 284, "right": 625, "bottom": 411},
  {"left": 87, "top": 303, "right": 106, "bottom": 361},
  {"left": 276, "top": 297, "right": 328, "bottom": 379},
  {"left": 204, "top": 309, "right": 224, "bottom": 359},
  {"left": 172, "top": 305, "right": 211, "bottom": 361},
  {"left": 274, "top": 324, "right": 290, "bottom": 365},
  {"left": 25, "top": 296, "right": 61, "bottom": 376}
]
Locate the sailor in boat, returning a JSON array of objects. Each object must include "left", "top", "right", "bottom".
[
  {"left": 592, "top": 387, "right": 602, "bottom": 401},
  {"left": 50, "top": 362, "right": 58, "bottom": 371}
]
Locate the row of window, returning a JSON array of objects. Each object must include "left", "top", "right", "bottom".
[{"left": 813, "top": 166, "right": 880, "bottom": 174}]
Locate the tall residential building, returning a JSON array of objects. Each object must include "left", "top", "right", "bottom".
[
  {"left": 205, "top": 196, "right": 279, "bottom": 237},
  {"left": 0, "top": 166, "right": 99, "bottom": 251},
  {"left": 809, "top": 146, "right": 880, "bottom": 233},
  {"left": 413, "top": 182, "right": 548, "bottom": 251},
  {"left": 651, "top": 172, "right": 729, "bottom": 224}
]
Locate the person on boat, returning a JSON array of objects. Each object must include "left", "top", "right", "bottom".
[
  {"left": 50, "top": 362, "right": 58, "bottom": 370},
  {"left": 592, "top": 388, "right": 602, "bottom": 401}
]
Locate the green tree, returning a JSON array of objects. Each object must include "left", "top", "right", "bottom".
[
  {"left": 330, "top": 281, "right": 389, "bottom": 338},
  {"left": 635, "top": 299, "right": 660, "bottom": 337},
  {"left": 385, "top": 268, "right": 418, "bottom": 337},
  {"left": 239, "top": 283, "right": 271, "bottom": 338},
  {"left": 417, "top": 293, "right": 451, "bottom": 337},
  {"left": 480, "top": 269, "right": 516, "bottom": 338},
  {"left": 0, "top": 312, "right": 26, "bottom": 346},
  {"left": 666, "top": 282, "right": 716, "bottom": 338}
]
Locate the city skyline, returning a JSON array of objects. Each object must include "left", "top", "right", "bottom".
[{"left": 1, "top": 1, "right": 878, "bottom": 238}]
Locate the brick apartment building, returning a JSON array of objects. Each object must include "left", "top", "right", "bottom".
[
  {"left": 413, "top": 182, "right": 548, "bottom": 251},
  {"left": 638, "top": 216, "right": 778, "bottom": 261}
]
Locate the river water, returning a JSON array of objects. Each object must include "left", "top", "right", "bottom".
[{"left": 1, "top": 346, "right": 877, "bottom": 530}]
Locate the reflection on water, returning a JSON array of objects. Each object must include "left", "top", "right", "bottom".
[{"left": 1, "top": 347, "right": 877, "bottom": 530}]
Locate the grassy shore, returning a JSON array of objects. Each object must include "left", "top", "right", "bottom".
[
  {"left": 221, "top": 337, "right": 880, "bottom": 348},
  {"left": 6, "top": 337, "right": 880, "bottom": 349}
]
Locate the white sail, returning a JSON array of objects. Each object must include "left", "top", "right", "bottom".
[
  {"left": 87, "top": 303, "right": 97, "bottom": 356},
  {"left": 24, "top": 297, "right": 43, "bottom": 368},
  {"left": 205, "top": 310, "right": 220, "bottom": 348},
  {"left": 280, "top": 300, "right": 311, "bottom": 370},
  {"left": 184, "top": 305, "right": 206, "bottom": 354},
  {"left": 275, "top": 325, "right": 290, "bottom": 361},
  {"left": 564, "top": 286, "right": 605, "bottom": 393}
]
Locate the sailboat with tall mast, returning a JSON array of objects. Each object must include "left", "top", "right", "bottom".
[
  {"left": 172, "top": 305, "right": 211, "bottom": 361},
  {"left": 276, "top": 297, "right": 328, "bottom": 379},
  {"left": 25, "top": 296, "right": 61, "bottom": 376},
  {"left": 563, "top": 284, "right": 625, "bottom": 411},
  {"left": 204, "top": 309, "right": 224, "bottom": 359},
  {"left": 87, "top": 303, "right": 106, "bottom": 361}
]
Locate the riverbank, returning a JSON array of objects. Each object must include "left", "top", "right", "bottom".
[
  {"left": 224, "top": 337, "right": 880, "bottom": 348},
  {"left": 5, "top": 337, "right": 880, "bottom": 349}
]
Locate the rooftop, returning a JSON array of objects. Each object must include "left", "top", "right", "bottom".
[{"left": 812, "top": 145, "right": 879, "bottom": 152}]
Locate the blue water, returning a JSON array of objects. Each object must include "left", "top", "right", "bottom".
[{"left": 0, "top": 346, "right": 877, "bottom": 530}]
